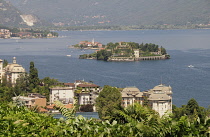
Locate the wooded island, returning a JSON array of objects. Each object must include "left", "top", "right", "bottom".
[{"left": 78, "top": 41, "right": 170, "bottom": 61}]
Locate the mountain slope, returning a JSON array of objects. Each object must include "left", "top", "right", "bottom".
[
  {"left": 5, "top": 0, "right": 210, "bottom": 26},
  {"left": 0, "top": 0, "right": 49, "bottom": 27}
]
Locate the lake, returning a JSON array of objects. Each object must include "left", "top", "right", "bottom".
[{"left": 0, "top": 29, "right": 210, "bottom": 108}]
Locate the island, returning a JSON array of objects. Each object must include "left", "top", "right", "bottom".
[{"left": 78, "top": 41, "right": 170, "bottom": 61}]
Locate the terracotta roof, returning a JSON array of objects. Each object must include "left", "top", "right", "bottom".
[
  {"left": 46, "top": 104, "right": 55, "bottom": 109},
  {"left": 77, "top": 84, "right": 99, "bottom": 88},
  {"left": 65, "top": 104, "right": 73, "bottom": 109},
  {"left": 38, "top": 107, "right": 48, "bottom": 112}
]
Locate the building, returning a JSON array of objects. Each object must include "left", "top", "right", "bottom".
[
  {"left": 121, "top": 87, "right": 144, "bottom": 107},
  {"left": 50, "top": 80, "right": 101, "bottom": 111},
  {"left": 75, "top": 81, "right": 100, "bottom": 105},
  {"left": 0, "top": 57, "right": 26, "bottom": 84},
  {"left": 3, "top": 57, "right": 26, "bottom": 84},
  {"left": 50, "top": 87, "right": 75, "bottom": 105},
  {"left": 12, "top": 93, "right": 46, "bottom": 108},
  {"left": 144, "top": 84, "right": 172, "bottom": 117},
  {"left": 121, "top": 84, "right": 172, "bottom": 117},
  {"left": 0, "top": 29, "right": 11, "bottom": 39}
]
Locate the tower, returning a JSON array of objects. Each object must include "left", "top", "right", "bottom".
[
  {"left": 134, "top": 49, "right": 139, "bottom": 58},
  {"left": 13, "top": 57, "right": 16, "bottom": 64}
]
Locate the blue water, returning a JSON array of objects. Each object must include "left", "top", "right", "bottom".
[
  {"left": 0, "top": 29, "right": 210, "bottom": 108},
  {"left": 53, "top": 112, "right": 99, "bottom": 119}
]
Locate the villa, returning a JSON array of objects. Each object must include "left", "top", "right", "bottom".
[
  {"left": 0, "top": 57, "right": 26, "bottom": 85},
  {"left": 121, "top": 84, "right": 173, "bottom": 117}
]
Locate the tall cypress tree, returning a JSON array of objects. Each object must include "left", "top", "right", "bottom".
[{"left": 29, "top": 61, "right": 39, "bottom": 91}]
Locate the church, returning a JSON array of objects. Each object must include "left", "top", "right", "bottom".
[{"left": 0, "top": 57, "right": 26, "bottom": 84}]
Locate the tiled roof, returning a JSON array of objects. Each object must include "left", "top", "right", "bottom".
[{"left": 77, "top": 84, "right": 99, "bottom": 88}]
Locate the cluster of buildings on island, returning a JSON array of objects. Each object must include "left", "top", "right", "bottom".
[
  {"left": 0, "top": 57, "right": 172, "bottom": 117},
  {"left": 76, "top": 39, "right": 104, "bottom": 50}
]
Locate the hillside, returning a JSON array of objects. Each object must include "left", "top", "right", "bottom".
[
  {"left": 5, "top": 0, "right": 210, "bottom": 27},
  {"left": 0, "top": 0, "right": 49, "bottom": 27}
]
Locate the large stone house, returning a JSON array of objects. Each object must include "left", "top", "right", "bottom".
[
  {"left": 0, "top": 57, "right": 26, "bottom": 84},
  {"left": 121, "top": 87, "right": 144, "bottom": 107},
  {"left": 121, "top": 84, "right": 172, "bottom": 117}
]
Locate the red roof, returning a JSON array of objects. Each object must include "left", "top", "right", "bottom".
[{"left": 77, "top": 84, "right": 99, "bottom": 88}]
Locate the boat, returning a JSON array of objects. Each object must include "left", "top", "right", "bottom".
[
  {"left": 188, "top": 65, "right": 194, "bottom": 68},
  {"left": 66, "top": 55, "right": 71, "bottom": 57}
]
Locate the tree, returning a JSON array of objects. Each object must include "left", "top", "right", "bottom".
[
  {"left": 185, "top": 98, "right": 199, "bottom": 116},
  {"left": 3, "top": 59, "right": 8, "bottom": 68},
  {"left": 29, "top": 62, "right": 39, "bottom": 91},
  {"left": 95, "top": 85, "right": 122, "bottom": 120}
]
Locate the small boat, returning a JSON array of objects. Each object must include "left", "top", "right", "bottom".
[
  {"left": 66, "top": 55, "right": 71, "bottom": 57},
  {"left": 188, "top": 65, "right": 194, "bottom": 68}
]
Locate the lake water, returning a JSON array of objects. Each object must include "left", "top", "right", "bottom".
[{"left": 0, "top": 29, "right": 210, "bottom": 108}]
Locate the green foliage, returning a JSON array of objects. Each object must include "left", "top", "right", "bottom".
[
  {"left": 95, "top": 85, "right": 122, "bottom": 120},
  {"left": 3, "top": 59, "right": 8, "bottom": 68},
  {"left": 29, "top": 61, "right": 40, "bottom": 90},
  {"left": 96, "top": 50, "right": 112, "bottom": 61},
  {"left": 1, "top": 100, "right": 210, "bottom": 136}
]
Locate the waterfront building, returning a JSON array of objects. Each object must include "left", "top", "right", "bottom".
[
  {"left": 0, "top": 57, "right": 26, "bottom": 84},
  {"left": 121, "top": 84, "right": 172, "bottom": 117},
  {"left": 134, "top": 49, "right": 140, "bottom": 58},
  {"left": 0, "top": 29, "right": 11, "bottom": 39},
  {"left": 144, "top": 84, "right": 172, "bottom": 117},
  {"left": 121, "top": 87, "right": 144, "bottom": 107},
  {"left": 12, "top": 93, "right": 46, "bottom": 108}
]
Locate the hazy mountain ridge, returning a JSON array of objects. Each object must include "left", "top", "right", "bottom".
[
  {"left": 0, "top": 0, "right": 49, "bottom": 27},
  {"left": 4, "top": 0, "right": 210, "bottom": 26}
]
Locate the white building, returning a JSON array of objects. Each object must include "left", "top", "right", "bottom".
[
  {"left": 121, "top": 87, "right": 143, "bottom": 107},
  {"left": 0, "top": 57, "right": 26, "bottom": 84},
  {"left": 144, "top": 84, "right": 172, "bottom": 117},
  {"left": 50, "top": 87, "right": 75, "bottom": 105}
]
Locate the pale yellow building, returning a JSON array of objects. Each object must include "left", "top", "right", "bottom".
[{"left": 1, "top": 57, "right": 26, "bottom": 84}]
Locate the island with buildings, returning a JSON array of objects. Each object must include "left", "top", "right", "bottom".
[
  {"left": 0, "top": 57, "right": 172, "bottom": 117},
  {"left": 78, "top": 41, "right": 170, "bottom": 61},
  {"left": 71, "top": 39, "right": 104, "bottom": 50}
]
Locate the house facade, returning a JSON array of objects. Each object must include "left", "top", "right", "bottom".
[
  {"left": 121, "top": 87, "right": 144, "bottom": 107},
  {"left": 0, "top": 57, "right": 26, "bottom": 84},
  {"left": 50, "top": 87, "right": 75, "bottom": 105},
  {"left": 121, "top": 84, "right": 172, "bottom": 117}
]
